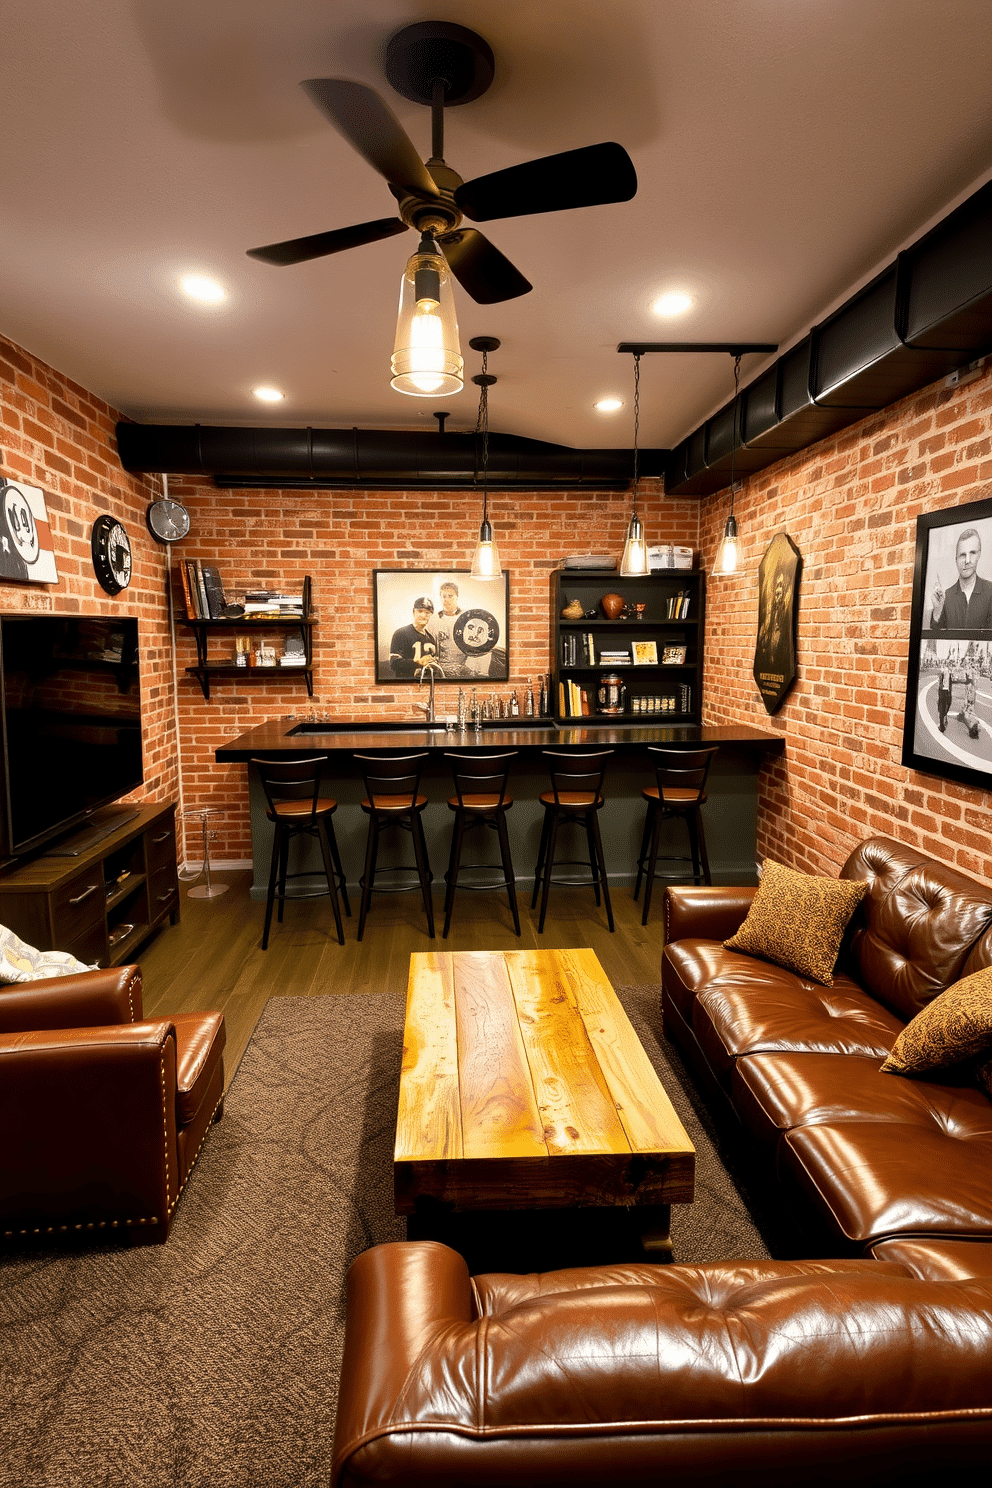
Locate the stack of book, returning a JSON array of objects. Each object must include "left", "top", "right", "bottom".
[
  {"left": 244, "top": 590, "right": 304, "bottom": 617},
  {"left": 558, "top": 679, "right": 592, "bottom": 717},
  {"left": 598, "top": 647, "right": 631, "bottom": 667}
]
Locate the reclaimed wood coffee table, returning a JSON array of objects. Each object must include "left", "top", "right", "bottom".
[{"left": 394, "top": 947, "right": 695, "bottom": 1261}]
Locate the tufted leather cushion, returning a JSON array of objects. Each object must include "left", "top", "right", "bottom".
[
  {"left": 781, "top": 1119, "right": 992, "bottom": 1248},
  {"left": 733, "top": 1049, "right": 992, "bottom": 1149},
  {"left": 841, "top": 838, "right": 992, "bottom": 1020},
  {"left": 723, "top": 862, "right": 868, "bottom": 985}
]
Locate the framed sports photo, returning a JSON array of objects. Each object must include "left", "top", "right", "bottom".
[
  {"left": 0, "top": 478, "right": 59, "bottom": 584},
  {"left": 631, "top": 640, "right": 658, "bottom": 666},
  {"left": 373, "top": 569, "right": 510, "bottom": 684},
  {"left": 901, "top": 494, "right": 992, "bottom": 790}
]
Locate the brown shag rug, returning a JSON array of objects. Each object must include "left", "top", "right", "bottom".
[{"left": 0, "top": 987, "right": 772, "bottom": 1488}]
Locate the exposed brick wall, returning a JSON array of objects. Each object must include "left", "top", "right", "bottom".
[
  {"left": 0, "top": 333, "right": 177, "bottom": 823},
  {"left": 699, "top": 361, "right": 992, "bottom": 884},
  {"left": 169, "top": 474, "right": 699, "bottom": 860}
]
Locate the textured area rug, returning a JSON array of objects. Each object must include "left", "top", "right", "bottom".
[{"left": 0, "top": 986, "right": 770, "bottom": 1488}]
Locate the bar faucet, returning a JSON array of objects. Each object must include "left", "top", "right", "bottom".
[{"left": 416, "top": 661, "right": 445, "bottom": 723}]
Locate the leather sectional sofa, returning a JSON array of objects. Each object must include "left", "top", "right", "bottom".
[{"left": 331, "top": 837, "right": 992, "bottom": 1483}]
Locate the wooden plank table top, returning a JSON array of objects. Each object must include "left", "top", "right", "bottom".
[{"left": 394, "top": 948, "right": 695, "bottom": 1221}]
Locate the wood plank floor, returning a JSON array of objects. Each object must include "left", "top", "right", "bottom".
[{"left": 140, "top": 871, "right": 669, "bottom": 1085}]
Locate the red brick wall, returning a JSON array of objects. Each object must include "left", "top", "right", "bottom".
[
  {"left": 0, "top": 333, "right": 177, "bottom": 826},
  {"left": 699, "top": 361, "right": 992, "bottom": 884},
  {"left": 169, "top": 474, "right": 699, "bottom": 860}
]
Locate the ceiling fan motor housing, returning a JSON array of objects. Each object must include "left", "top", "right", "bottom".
[{"left": 385, "top": 22, "right": 495, "bottom": 106}]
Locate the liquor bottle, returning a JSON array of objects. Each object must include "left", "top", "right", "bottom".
[
  {"left": 510, "top": 689, "right": 520, "bottom": 716},
  {"left": 457, "top": 687, "right": 466, "bottom": 728},
  {"left": 526, "top": 677, "right": 535, "bottom": 716},
  {"left": 539, "top": 674, "right": 548, "bottom": 716}
]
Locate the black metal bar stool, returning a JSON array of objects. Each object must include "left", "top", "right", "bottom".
[
  {"left": 355, "top": 753, "right": 434, "bottom": 940},
  {"left": 251, "top": 755, "right": 350, "bottom": 949},
  {"left": 531, "top": 750, "right": 614, "bottom": 933},
  {"left": 633, "top": 746, "right": 719, "bottom": 924},
  {"left": 442, "top": 751, "right": 520, "bottom": 938}
]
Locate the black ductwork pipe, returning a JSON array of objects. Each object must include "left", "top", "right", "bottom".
[
  {"left": 115, "top": 422, "right": 667, "bottom": 491},
  {"left": 665, "top": 179, "right": 992, "bottom": 496}
]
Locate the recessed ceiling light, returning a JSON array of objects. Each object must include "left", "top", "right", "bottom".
[
  {"left": 651, "top": 290, "right": 694, "bottom": 318},
  {"left": 251, "top": 386, "right": 285, "bottom": 403},
  {"left": 179, "top": 274, "right": 227, "bottom": 305},
  {"left": 594, "top": 397, "right": 624, "bottom": 413}
]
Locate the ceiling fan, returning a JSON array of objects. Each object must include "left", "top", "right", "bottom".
[{"left": 246, "top": 20, "right": 638, "bottom": 307}]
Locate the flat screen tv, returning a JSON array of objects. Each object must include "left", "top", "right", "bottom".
[{"left": 0, "top": 614, "right": 143, "bottom": 859}]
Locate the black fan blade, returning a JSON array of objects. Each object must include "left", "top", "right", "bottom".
[
  {"left": 439, "top": 230, "right": 532, "bottom": 304},
  {"left": 301, "top": 78, "right": 440, "bottom": 200},
  {"left": 247, "top": 218, "right": 409, "bottom": 267},
  {"left": 454, "top": 141, "right": 637, "bottom": 223}
]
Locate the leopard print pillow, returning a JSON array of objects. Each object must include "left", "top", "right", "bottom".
[
  {"left": 723, "top": 860, "right": 869, "bottom": 986},
  {"left": 882, "top": 965, "right": 992, "bottom": 1076}
]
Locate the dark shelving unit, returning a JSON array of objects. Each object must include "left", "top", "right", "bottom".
[
  {"left": 181, "top": 576, "right": 315, "bottom": 699},
  {"left": 551, "top": 569, "right": 705, "bottom": 725}
]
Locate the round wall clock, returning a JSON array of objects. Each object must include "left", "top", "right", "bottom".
[
  {"left": 146, "top": 497, "right": 190, "bottom": 544},
  {"left": 91, "top": 515, "right": 133, "bottom": 595}
]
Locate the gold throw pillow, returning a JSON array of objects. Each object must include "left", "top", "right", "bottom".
[
  {"left": 882, "top": 965, "right": 992, "bottom": 1076},
  {"left": 723, "top": 861, "right": 868, "bottom": 986}
]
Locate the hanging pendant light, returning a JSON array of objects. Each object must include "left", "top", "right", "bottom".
[
  {"left": 391, "top": 231, "right": 464, "bottom": 397},
  {"left": 620, "top": 352, "right": 649, "bottom": 575},
  {"left": 714, "top": 354, "right": 744, "bottom": 575},
  {"left": 469, "top": 336, "right": 501, "bottom": 579}
]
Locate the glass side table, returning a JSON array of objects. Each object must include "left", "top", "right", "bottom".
[{"left": 179, "top": 807, "right": 230, "bottom": 899}]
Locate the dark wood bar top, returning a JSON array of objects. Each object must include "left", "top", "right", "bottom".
[{"left": 215, "top": 717, "right": 785, "bottom": 761}]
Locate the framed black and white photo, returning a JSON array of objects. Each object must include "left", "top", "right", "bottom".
[
  {"left": 902, "top": 495, "right": 992, "bottom": 790},
  {"left": 373, "top": 570, "right": 510, "bottom": 684}
]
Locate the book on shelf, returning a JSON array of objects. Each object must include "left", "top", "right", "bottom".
[
  {"left": 176, "top": 562, "right": 196, "bottom": 619},
  {"left": 193, "top": 560, "right": 210, "bottom": 620},
  {"left": 200, "top": 564, "right": 228, "bottom": 620},
  {"left": 666, "top": 589, "right": 691, "bottom": 620}
]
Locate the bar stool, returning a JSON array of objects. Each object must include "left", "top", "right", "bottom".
[
  {"left": 251, "top": 755, "right": 350, "bottom": 950},
  {"left": 633, "top": 746, "right": 719, "bottom": 925},
  {"left": 442, "top": 751, "right": 520, "bottom": 938},
  {"left": 355, "top": 753, "right": 434, "bottom": 940},
  {"left": 531, "top": 750, "right": 614, "bottom": 933}
]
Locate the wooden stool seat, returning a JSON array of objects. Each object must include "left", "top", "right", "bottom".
[
  {"left": 634, "top": 746, "right": 718, "bottom": 925},
  {"left": 251, "top": 755, "right": 350, "bottom": 950},
  {"left": 442, "top": 752, "right": 520, "bottom": 938},
  {"left": 267, "top": 796, "right": 338, "bottom": 820},
  {"left": 355, "top": 753, "right": 434, "bottom": 940},
  {"left": 532, "top": 750, "right": 614, "bottom": 933}
]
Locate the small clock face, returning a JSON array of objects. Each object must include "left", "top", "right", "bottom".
[
  {"left": 91, "top": 514, "right": 133, "bottom": 595},
  {"left": 146, "top": 498, "right": 190, "bottom": 543}
]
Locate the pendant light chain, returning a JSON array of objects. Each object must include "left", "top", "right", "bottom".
[
  {"left": 631, "top": 352, "right": 641, "bottom": 517},
  {"left": 729, "top": 352, "right": 742, "bottom": 518},
  {"left": 475, "top": 344, "right": 490, "bottom": 526}
]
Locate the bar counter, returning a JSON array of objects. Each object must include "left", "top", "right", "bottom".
[{"left": 215, "top": 718, "right": 784, "bottom": 901}]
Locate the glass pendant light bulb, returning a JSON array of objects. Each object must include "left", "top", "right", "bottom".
[
  {"left": 714, "top": 512, "right": 740, "bottom": 574},
  {"left": 620, "top": 512, "right": 648, "bottom": 576},
  {"left": 391, "top": 237, "right": 464, "bottom": 397},
  {"left": 470, "top": 519, "right": 501, "bottom": 579}
]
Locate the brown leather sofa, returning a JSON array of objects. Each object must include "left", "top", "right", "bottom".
[
  {"left": 662, "top": 835, "right": 992, "bottom": 1253},
  {"left": 331, "top": 1239, "right": 992, "bottom": 1485},
  {"left": 332, "top": 837, "right": 992, "bottom": 1482},
  {"left": 0, "top": 964, "right": 225, "bottom": 1244}
]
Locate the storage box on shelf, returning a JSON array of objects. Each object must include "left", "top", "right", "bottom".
[
  {"left": 180, "top": 575, "right": 315, "bottom": 700},
  {"left": 550, "top": 570, "right": 704, "bottom": 724},
  {"left": 0, "top": 804, "right": 179, "bottom": 967}
]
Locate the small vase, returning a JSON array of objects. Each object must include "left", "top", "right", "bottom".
[{"left": 600, "top": 592, "right": 625, "bottom": 620}]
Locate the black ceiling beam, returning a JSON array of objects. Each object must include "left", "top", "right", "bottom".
[{"left": 617, "top": 342, "right": 779, "bottom": 355}]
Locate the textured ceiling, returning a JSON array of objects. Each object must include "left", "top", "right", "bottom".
[{"left": 2, "top": 0, "right": 991, "bottom": 451}]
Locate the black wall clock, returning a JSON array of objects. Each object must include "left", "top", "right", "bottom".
[
  {"left": 91, "top": 515, "right": 132, "bottom": 595},
  {"left": 146, "top": 497, "right": 190, "bottom": 543}
]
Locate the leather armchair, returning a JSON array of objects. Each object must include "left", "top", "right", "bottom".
[{"left": 0, "top": 965, "right": 225, "bottom": 1245}]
